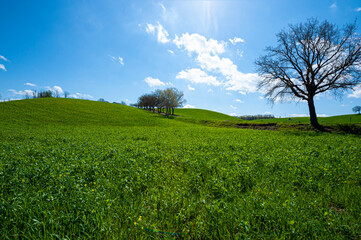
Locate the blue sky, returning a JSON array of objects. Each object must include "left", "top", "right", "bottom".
[{"left": 1, "top": 0, "right": 361, "bottom": 117}]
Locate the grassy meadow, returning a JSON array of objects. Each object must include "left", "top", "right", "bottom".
[{"left": 1, "top": 98, "right": 361, "bottom": 239}]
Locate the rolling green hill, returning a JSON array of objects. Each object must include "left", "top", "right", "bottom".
[
  {"left": 0, "top": 98, "right": 183, "bottom": 129},
  {"left": 175, "top": 108, "right": 243, "bottom": 121}
]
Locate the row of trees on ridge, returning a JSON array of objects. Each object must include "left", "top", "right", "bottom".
[{"left": 134, "top": 88, "right": 185, "bottom": 116}]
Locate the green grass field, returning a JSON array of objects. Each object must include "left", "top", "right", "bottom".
[
  {"left": 175, "top": 108, "right": 243, "bottom": 122},
  {"left": 1, "top": 98, "right": 361, "bottom": 239},
  {"left": 253, "top": 114, "right": 361, "bottom": 124}
]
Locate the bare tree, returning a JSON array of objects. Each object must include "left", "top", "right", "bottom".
[
  {"left": 256, "top": 19, "right": 361, "bottom": 129},
  {"left": 353, "top": 105, "right": 361, "bottom": 114},
  {"left": 137, "top": 88, "right": 185, "bottom": 115}
]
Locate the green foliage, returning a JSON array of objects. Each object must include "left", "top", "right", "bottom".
[
  {"left": 1, "top": 98, "right": 361, "bottom": 239},
  {"left": 37, "top": 90, "right": 53, "bottom": 98}
]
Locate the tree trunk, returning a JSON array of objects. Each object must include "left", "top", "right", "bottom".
[{"left": 307, "top": 97, "right": 321, "bottom": 129}]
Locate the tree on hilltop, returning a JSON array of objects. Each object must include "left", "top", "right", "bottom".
[
  {"left": 137, "top": 88, "right": 185, "bottom": 116},
  {"left": 256, "top": 19, "right": 361, "bottom": 130},
  {"left": 353, "top": 105, "right": 361, "bottom": 114}
]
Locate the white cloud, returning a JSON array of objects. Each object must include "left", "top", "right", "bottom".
[
  {"left": 25, "top": 83, "right": 36, "bottom": 87},
  {"left": 330, "top": 2, "right": 337, "bottom": 8},
  {"left": 235, "top": 99, "right": 243, "bottom": 103},
  {"left": 46, "top": 86, "right": 64, "bottom": 95},
  {"left": 187, "top": 85, "right": 195, "bottom": 91},
  {"left": 230, "top": 105, "right": 237, "bottom": 110},
  {"left": 348, "top": 84, "right": 361, "bottom": 98},
  {"left": 229, "top": 113, "right": 238, "bottom": 116},
  {"left": 118, "top": 57, "right": 124, "bottom": 65},
  {"left": 174, "top": 33, "right": 226, "bottom": 55},
  {"left": 318, "top": 114, "right": 329, "bottom": 117},
  {"left": 176, "top": 68, "right": 221, "bottom": 86},
  {"left": 0, "top": 64, "right": 6, "bottom": 71},
  {"left": 174, "top": 32, "right": 259, "bottom": 93},
  {"left": 183, "top": 104, "right": 195, "bottom": 108},
  {"left": 0, "top": 55, "right": 8, "bottom": 61},
  {"left": 8, "top": 89, "right": 35, "bottom": 96},
  {"left": 356, "top": 7, "right": 361, "bottom": 12},
  {"left": 259, "top": 96, "right": 264, "bottom": 100},
  {"left": 208, "top": 89, "right": 213, "bottom": 93},
  {"left": 229, "top": 37, "right": 245, "bottom": 45},
  {"left": 147, "top": 25, "right": 259, "bottom": 94},
  {"left": 264, "top": 111, "right": 272, "bottom": 114},
  {"left": 53, "top": 86, "right": 64, "bottom": 94},
  {"left": 69, "top": 93, "right": 93, "bottom": 99},
  {"left": 109, "top": 55, "right": 124, "bottom": 66},
  {"left": 168, "top": 50, "right": 174, "bottom": 54},
  {"left": 145, "top": 23, "right": 155, "bottom": 34},
  {"left": 146, "top": 22, "right": 170, "bottom": 43},
  {"left": 144, "top": 77, "right": 166, "bottom": 87}
]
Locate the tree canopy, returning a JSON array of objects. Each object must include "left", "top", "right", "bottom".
[{"left": 136, "top": 88, "right": 186, "bottom": 115}]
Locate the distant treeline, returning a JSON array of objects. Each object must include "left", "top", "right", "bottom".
[
  {"left": 24, "top": 90, "right": 67, "bottom": 99},
  {"left": 132, "top": 88, "right": 185, "bottom": 116},
  {"left": 238, "top": 114, "right": 275, "bottom": 120}
]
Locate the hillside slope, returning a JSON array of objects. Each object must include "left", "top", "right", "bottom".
[
  {"left": 0, "top": 98, "right": 182, "bottom": 128},
  {"left": 175, "top": 108, "right": 243, "bottom": 121}
]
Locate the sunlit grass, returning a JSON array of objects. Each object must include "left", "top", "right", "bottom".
[{"left": 0, "top": 99, "right": 360, "bottom": 238}]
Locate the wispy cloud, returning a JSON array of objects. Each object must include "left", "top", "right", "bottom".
[
  {"left": 235, "top": 99, "right": 244, "bottom": 103},
  {"left": 168, "top": 50, "right": 174, "bottom": 54},
  {"left": 0, "top": 55, "right": 8, "bottom": 61},
  {"left": 8, "top": 89, "right": 35, "bottom": 96},
  {"left": 144, "top": 77, "right": 166, "bottom": 87},
  {"left": 25, "top": 83, "right": 36, "bottom": 87},
  {"left": 230, "top": 105, "right": 237, "bottom": 110},
  {"left": 109, "top": 55, "right": 124, "bottom": 66},
  {"left": 69, "top": 92, "right": 93, "bottom": 99},
  {"left": 0, "top": 64, "right": 6, "bottom": 72},
  {"left": 158, "top": 2, "right": 166, "bottom": 14},
  {"left": 356, "top": 7, "right": 361, "bottom": 12},
  {"left": 229, "top": 37, "right": 245, "bottom": 45},
  {"left": 187, "top": 85, "right": 195, "bottom": 91},
  {"left": 0, "top": 55, "right": 8, "bottom": 71},
  {"left": 145, "top": 22, "right": 170, "bottom": 43},
  {"left": 330, "top": 2, "right": 337, "bottom": 8}
]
